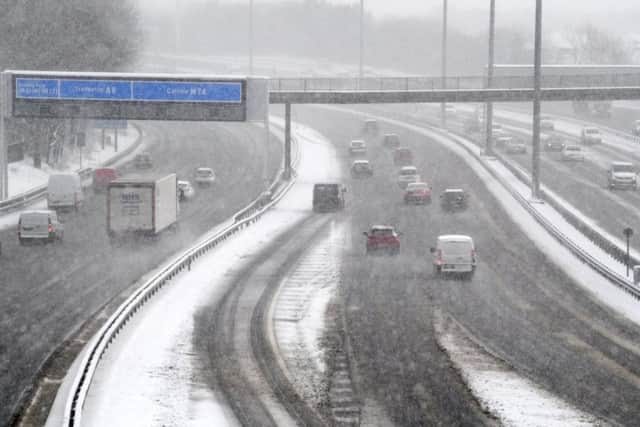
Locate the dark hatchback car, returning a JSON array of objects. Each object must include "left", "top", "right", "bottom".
[
  {"left": 393, "top": 147, "right": 413, "bottom": 166},
  {"left": 440, "top": 188, "right": 469, "bottom": 211},
  {"left": 542, "top": 134, "right": 566, "bottom": 152},
  {"left": 351, "top": 160, "right": 373, "bottom": 178},
  {"left": 312, "top": 183, "right": 346, "bottom": 212}
]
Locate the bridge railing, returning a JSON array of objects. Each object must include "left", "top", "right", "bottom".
[{"left": 269, "top": 73, "right": 640, "bottom": 92}]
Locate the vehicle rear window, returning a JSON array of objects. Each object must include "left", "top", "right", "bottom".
[
  {"left": 441, "top": 241, "right": 471, "bottom": 255},
  {"left": 371, "top": 229, "right": 393, "bottom": 237},
  {"left": 585, "top": 128, "right": 599, "bottom": 134},
  {"left": 443, "top": 191, "right": 464, "bottom": 200},
  {"left": 400, "top": 169, "right": 417, "bottom": 176},
  {"left": 20, "top": 213, "right": 48, "bottom": 225},
  {"left": 613, "top": 164, "right": 634, "bottom": 172},
  {"left": 197, "top": 170, "right": 213, "bottom": 177},
  {"left": 565, "top": 146, "right": 580, "bottom": 151},
  {"left": 408, "top": 183, "right": 428, "bottom": 191},
  {"left": 314, "top": 185, "right": 339, "bottom": 195}
]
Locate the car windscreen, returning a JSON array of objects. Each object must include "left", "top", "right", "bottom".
[
  {"left": 197, "top": 170, "right": 213, "bottom": 177},
  {"left": 585, "top": 128, "right": 600, "bottom": 134}
]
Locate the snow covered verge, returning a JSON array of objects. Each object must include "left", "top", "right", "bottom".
[
  {"left": 434, "top": 311, "right": 607, "bottom": 427},
  {"left": 44, "top": 119, "right": 341, "bottom": 426}
]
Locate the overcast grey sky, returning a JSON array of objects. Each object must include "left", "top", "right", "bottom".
[{"left": 137, "top": 0, "right": 640, "bottom": 34}]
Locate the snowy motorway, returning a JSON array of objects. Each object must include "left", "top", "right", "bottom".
[
  {"left": 51, "top": 103, "right": 640, "bottom": 426},
  {"left": 2, "top": 120, "right": 282, "bottom": 426},
  {"left": 290, "top": 105, "right": 640, "bottom": 425},
  {"left": 6, "top": 53, "right": 640, "bottom": 426}
]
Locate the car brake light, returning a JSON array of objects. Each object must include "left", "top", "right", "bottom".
[
  {"left": 471, "top": 249, "right": 476, "bottom": 263},
  {"left": 48, "top": 224, "right": 54, "bottom": 233},
  {"left": 436, "top": 249, "right": 443, "bottom": 266}
]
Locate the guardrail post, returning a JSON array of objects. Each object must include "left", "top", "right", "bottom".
[{"left": 284, "top": 102, "right": 292, "bottom": 180}]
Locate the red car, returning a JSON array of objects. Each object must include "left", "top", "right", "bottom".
[
  {"left": 93, "top": 167, "right": 118, "bottom": 192},
  {"left": 363, "top": 225, "right": 402, "bottom": 255},
  {"left": 404, "top": 182, "right": 432, "bottom": 205}
]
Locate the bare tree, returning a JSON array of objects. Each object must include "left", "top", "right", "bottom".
[
  {"left": 0, "top": 0, "right": 141, "bottom": 71},
  {"left": 564, "top": 24, "right": 630, "bottom": 64}
]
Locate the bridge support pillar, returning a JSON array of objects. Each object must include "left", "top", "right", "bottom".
[{"left": 284, "top": 102, "right": 291, "bottom": 180}]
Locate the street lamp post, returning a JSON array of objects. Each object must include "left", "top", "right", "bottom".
[
  {"left": 624, "top": 227, "right": 634, "bottom": 277},
  {"left": 485, "top": 0, "right": 496, "bottom": 155},
  {"left": 249, "top": 0, "right": 254, "bottom": 75},
  {"left": 531, "top": 0, "right": 543, "bottom": 200},
  {"left": 359, "top": 0, "right": 364, "bottom": 82},
  {"left": 441, "top": 0, "right": 448, "bottom": 128}
]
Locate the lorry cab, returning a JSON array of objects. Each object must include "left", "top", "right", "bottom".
[
  {"left": 47, "top": 173, "right": 83, "bottom": 211},
  {"left": 93, "top": 168, "right": 118, "bottom": 192}
]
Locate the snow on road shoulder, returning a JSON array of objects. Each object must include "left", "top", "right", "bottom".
[
  {"left": 52, "top": 119, "right": 339, "bottom": 427},
  {"left": 435, "top": 312, "right": 605, "bottom": 427}
]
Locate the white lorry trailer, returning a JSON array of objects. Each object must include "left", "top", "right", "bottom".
[{"left": 107, "top": 173, "right": 178, "bottom": 237}]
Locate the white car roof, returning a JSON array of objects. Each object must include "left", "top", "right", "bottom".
[
  {"left": 178, "top": 180, "right": 191, "bottom": 185},
  {"left": 408, "top": 182, "right": 428, "bottom": 188},
  {"left": 444, "top": 188, "right": 464, "bottom": 193},
  {"left": 197, "top": 167, "right": 213, "bottom": 172},
  {"left": 584, "top": 126, "right": 599, "bottom": 131},
  {"left": 612, "top": 161, "right": 633, "bottom": 166},
  {"left": 353, "top": 160, "right": 369, "bottom": 165},
  {"left": 437, "top": 234, "right": 473, "bottom": 243},
  {"left": 400, "top": 166, "right": 417, "bottom": 172},
  {"left": 20, "top": 209, "right": 54, "bottom": 216},
  {"left": 371, "top": 225, "right": 394, "bottom": 231}
]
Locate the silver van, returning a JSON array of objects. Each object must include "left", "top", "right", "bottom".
[
  {"left": 430, "top": 234, "right": 476, "bottom": 279},
  {"left": 18, "top": 210, "right": 64, "bottom": 244},
  {"left": 47, "top": 173, "right": 83, "bottom": 211}
]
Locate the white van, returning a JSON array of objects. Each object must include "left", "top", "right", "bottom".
[
  {"left": 18, "top": 210, "right": 64, "bottom": 244},
  {"left": 430, "top": 235, "right": 476, "bottom": 279},
  {"left": 47, "top": 173, "right": 83, "bottom": 211}
]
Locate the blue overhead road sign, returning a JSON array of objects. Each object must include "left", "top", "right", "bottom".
[
  {"left": 60, "top": 80, "right": 132, "bottom": 100},
  {"left": 9, "top": 71, "right": 255, "bottom": 121},
  {"left": 16, "top": 78, "right": 59, "bottom": 98},
  {"left": 133, "top": 81, "right": 242, "bottom": 103},
  {"left": 15, "top": 78, "right": 242, "bottom": 103}
]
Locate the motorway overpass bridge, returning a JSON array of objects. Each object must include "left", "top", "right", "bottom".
[{"left": 3, "top": 70, "right": 640, "bottom": 200}]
